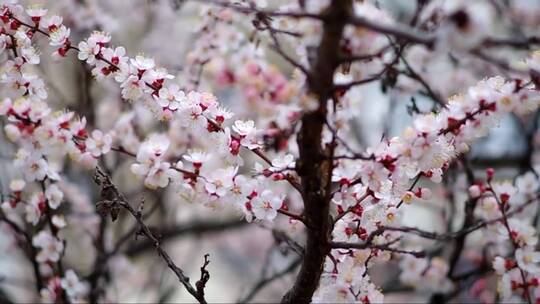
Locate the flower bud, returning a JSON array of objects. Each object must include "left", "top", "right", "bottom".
[
  {"left": 468, "top": 185, "right": 482, "bottom": 198},
  {"left": 500, "top": 193, "right": 510, "bottom": 204},
  {"left": 486, "top": 168, "right": 495, "bottom": 182}
]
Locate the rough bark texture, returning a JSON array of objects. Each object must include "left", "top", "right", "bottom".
[{"left": 281, "top": 1, "right": 352, "bottom": 303}]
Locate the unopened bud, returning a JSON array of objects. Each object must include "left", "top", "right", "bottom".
[
  {"left": 486, "top": 168, "right": 495, "bottom": 182},
  {"left": 468, "top": 185, "right": 482, "bottom": 198}
]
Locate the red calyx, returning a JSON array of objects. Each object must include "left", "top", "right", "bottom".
[
  {"left": 352, "top": 204, "right": 363, "bottom": 216},
  {"left": 505, "top": 259, "right": 516, "bottom": 270},
  {"left": 272, "top": 173, "right": 284, "bottom": 181},
  {"left": 38, "top": 200, "right": 46, "bottom": 213},
  {"left": 206, "top": 121, "right": 220, "bottom": 133},
  {"left": 57, "top": 47, "right": 68, "bottom": 57},
  {"left": 229, "top": 138, "right": 240, "bottom": 155},
  {"left": 380, "top": 155, "right": 396, "bottom": 172},
  {"left": 9, "top": 20, "right": 20, "bottom": 30}
]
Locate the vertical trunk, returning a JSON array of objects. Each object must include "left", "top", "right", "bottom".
[{"left": 281, "top": 1, "right": 352, "bottom": 303}]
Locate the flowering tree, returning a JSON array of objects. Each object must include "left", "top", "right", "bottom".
[{"left": 0, "top": 0, "right": 540, "bottom": 303}]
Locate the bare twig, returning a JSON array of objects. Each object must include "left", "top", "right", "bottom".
[
  {"left": 330, "top": 241, "right": 426, "bottom": 258},
  {"left": 93, "top": 167, "right": 208, "bottom": 304}
]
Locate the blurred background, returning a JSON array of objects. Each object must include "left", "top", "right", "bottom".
[{"left": 0, "top": 0, "right": 539, "bottom": 303}]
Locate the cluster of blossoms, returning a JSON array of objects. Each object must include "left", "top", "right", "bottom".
[
  {"left": 469, "top": 170, "right": 540, "bottom": 302},
  {"left": 68, "top": 8, "right": 307, "bottom": 226},
  {"left": 0, "top": 0, "right": 540, "bottom": 303},
  {"left": 0, "top": 2, "right": 106, "bottom": 301},
  {"left": 318, "top": 76, "right": 539, "bottom": 301},
  {"left": 315, "top": 253, "right": 384, "bottom": 303},
  {"left": 0, "top": 5, "right": 301, "bottom": 301},
  {"left": 331, "top": 76, "right": 538, "bottom": 235}
]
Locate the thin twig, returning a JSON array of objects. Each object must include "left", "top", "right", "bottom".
[{"left": 93, "top": 167, "right": 208, "bottom": 304}]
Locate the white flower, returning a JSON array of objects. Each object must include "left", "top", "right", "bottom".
[
  {"left": 101, "top": 46, "right": 128, "bottom": 66},
  {"left": 492, "top": 256, "right": 508, "bottom": 275},
  {"left": 475, "top": 196, "right": 499, "bottom": 220},
  {"left": 498, "top": 271, "right": 514, "bottom": 300},
  {"left": 25, "top": 74, "right": 48, "bottom": 101},
  {"left": 499, "top": 219, "right": 538, "bottom": 247},
  {"left": 232, "top": 120, "right": 257, "bottom": 137},
  {"left": 143, "top": 162, "right": 176, "bottom": 189},
  {"left": 468, "top": 185, "right": 482, "bottom": 198},
  {"left": 251, "top": 189, "right": 283, "bottom": 221},
  {"left": 49, "top": 25, "right": 70, "bottom": 46},
  {"left": 231, "top": 174, "right": 257, "bottom": 201},
  {"left": 77, "top": 40, "right": 100, "bottom": 64},
  {"left": 76, "top": 32, "right": 109, "bottom": 63},
  {"left": 61, "top": 270, "right": 88, "bottom": 299},
  {"left": 52, "top": 215, "right": 66, "bottom": 229},
  {"left": 157, "top": 84, "right": 185, "bottom": 110},
  {"left": 335, "top": 256, "right": 365, "bottom": 287},
  {"left": 45, "top": 184, "right": 63, "bottom": 209},
  {"left": 32, "top": 231, "right": 64, "bottom": 263},
  {"left": 141, "top": 67, "right": 173, "bottom": 84},
  {"left": 271, "top": 154, "right": 295, "bottom": 171},
  {"left": 43, "top": 15, "right": 63, "bottom": 31},
  {"left": 89, "top": 31, "right": 111, "bottom": 45},
  {"left": 120, "top": 75, "right": 144, "bottom": 100},
  {"left": 183, "top": 151, "right": 209, "bottom": 169},
  {"left": 136, "top": 134, "right": 170, "bottom": 164},
  {"left": 86, "top": 130, "right": 113, "bottom": 157},
  {"left": 515, "top": 247, "right": 540, "bottom": 273},
  {"left": 26, "top": 6, "right": 47, "bottom": 20},
  {"left": 208, "top": 106, "right": 233, "bottom": 124},
  {"left": 20, "top": 156, "right": 48, "bottom": 181},
  {"left": 4, "top": 124, "right": 20, "bottom": 142},
  {"left": 232, "top": 120, "right": 260, "bottom": 149},
  {"left": 492, "top": 182, "right": 517, "bottom": 203},
  {"left": 20, "top": 46, "right": 40, "bottom": 65},
  {"left": 204, "top": 166, "right": 237, "bottom": 197},
  {"left": 131, "top": 134, "right": 176, "bottom": 189},
  {"left": 25, "top": 192, "right": 44, "bottom": 225},
  {"left": 13, "top": 31, "right": 31, "bottom": 49},
  {"left": 130, "top": 55, "right": 155, "bottom": 71},
  {"left": 9, "top": 179, "right": 25, "bottom": 192},
  {"left": 177, "top": 103, "right": 207, "bottom": 130}
]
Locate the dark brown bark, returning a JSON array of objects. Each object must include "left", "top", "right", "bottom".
[{"left": 281, "top": 1, "right": 352, "bottom": 303}]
